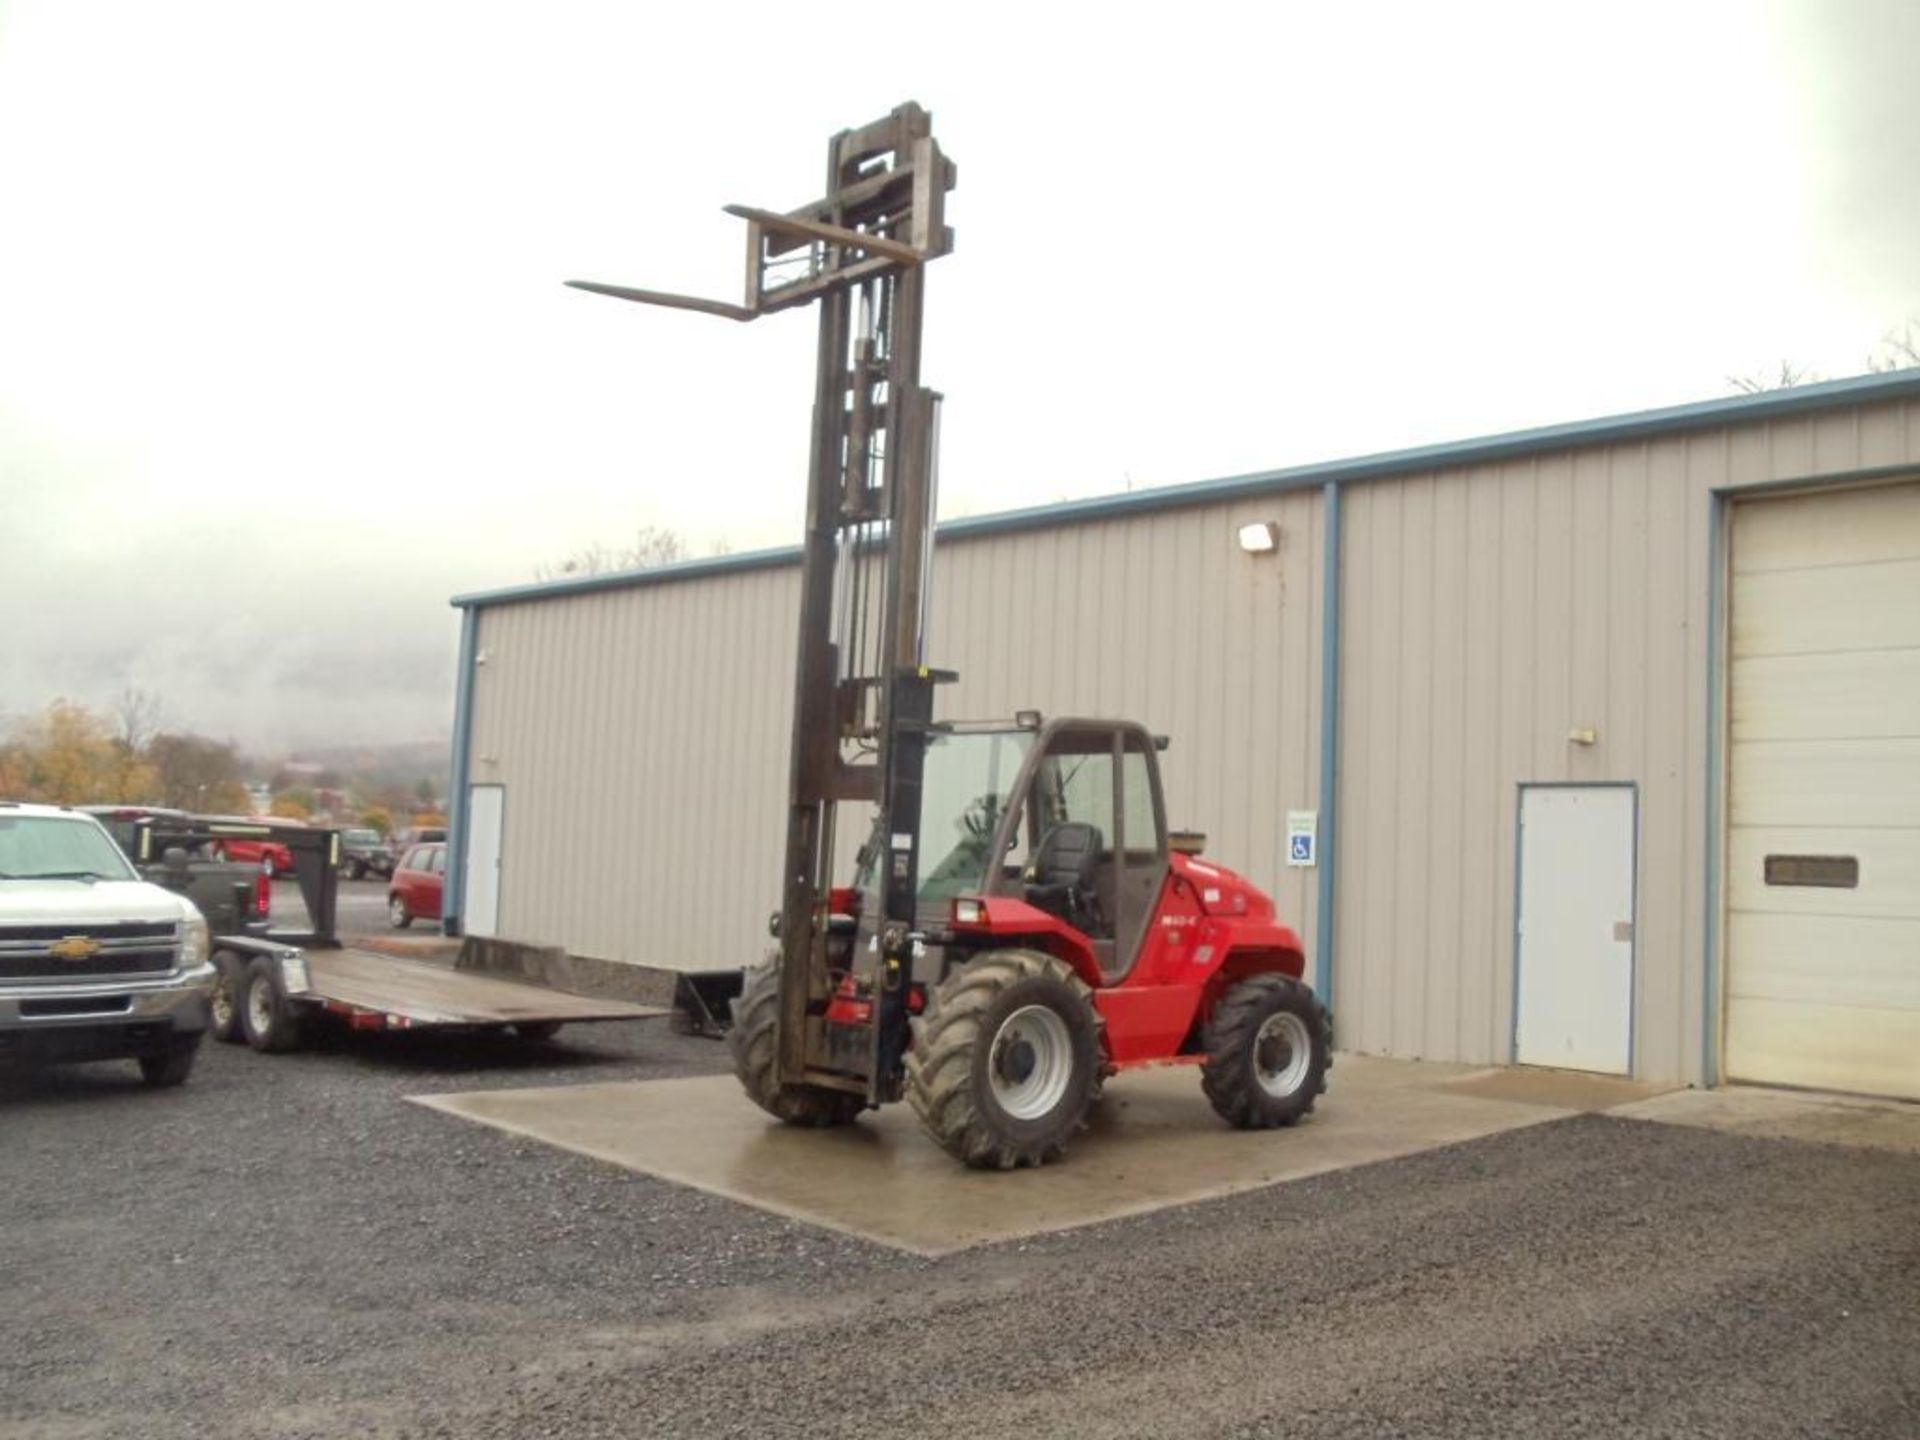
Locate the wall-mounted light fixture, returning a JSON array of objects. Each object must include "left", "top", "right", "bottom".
[
  {"left": 1568, "top": 727, "right": 1598, "bottom": 746},
  {"left": 1237, "top": 521, "right": 1280, "bottom": 554}
]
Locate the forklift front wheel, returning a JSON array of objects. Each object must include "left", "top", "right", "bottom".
[
  {"left": 907, "top": 949, "right": 1102, "bottom": 1170},
  {"left": 727, "top": 963, "right": 864, "bottom": 1128}
]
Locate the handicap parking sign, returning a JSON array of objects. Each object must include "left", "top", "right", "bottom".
[{"left": 1285, "top": 811, "right": 1317, "bottom": 868}]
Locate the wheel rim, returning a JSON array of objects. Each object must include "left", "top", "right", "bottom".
[
  {"left": 246, "top": 977, "right": 274, "bottom": 1037},
  {"left": 211, "top": 974, "right": 234, "bottom": 1030},
  {"left": 1253, "top": 1011, "right": 1313, "bottom": 1098},
  {"left": 390, "top": 898, "right": 406, "bottom": 924},
  {"left": 988, "top": 1004, "right": 1074, "bottom": 1121}
]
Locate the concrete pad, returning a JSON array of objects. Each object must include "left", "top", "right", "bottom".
[
  {"left": 413, "top": 1055, "right": 1574, "bottom": 1255},
  {"left": 1615, "top": 1084, "right": 1920, "bottom": 1156},
  {"left": 1439, "top": 1066, "right": 1677, "bottom": 1112}
]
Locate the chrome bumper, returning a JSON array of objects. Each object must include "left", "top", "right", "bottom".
[{"left": 0, "top": 962, "right": 217, "bottom": 1032}]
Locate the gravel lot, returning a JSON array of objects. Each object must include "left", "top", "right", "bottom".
[{"left": 3, "top": 1020, "right": 1916, "bottom": 1440}]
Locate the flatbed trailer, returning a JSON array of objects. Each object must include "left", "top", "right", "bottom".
[{"left": 212, "top": 942, "right": 662, "bottom": 1053}]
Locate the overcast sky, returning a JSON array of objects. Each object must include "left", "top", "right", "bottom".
[{"left": 3, "top": 0, "right": 1916, "bottom": 755}]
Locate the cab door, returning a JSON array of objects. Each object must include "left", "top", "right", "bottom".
[{"left": 997, "top": 720, "right": 1168, "bottom": 979}]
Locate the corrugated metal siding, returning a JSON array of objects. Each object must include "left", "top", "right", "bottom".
[
  {"left": 1334, "top": 397, "right": 1920, "bottom": 1083},
  {"left": 469, "top": 563, "right": 802, "bottom": 972},
  {"left": 466, "top": 490, "right": 1325, "bottom": 974}
]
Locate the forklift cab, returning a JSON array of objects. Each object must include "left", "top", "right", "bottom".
[{"left": 915, "top": 717, "right": 1169, "bottom": 982}]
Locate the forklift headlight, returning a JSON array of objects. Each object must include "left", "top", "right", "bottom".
[{"left": 952, "top": 897, "right": 984, "bottom": 925}]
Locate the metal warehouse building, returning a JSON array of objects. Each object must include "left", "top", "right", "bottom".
[{"left": 445, "top": 371, "right": 1920, "bottom": 1099}]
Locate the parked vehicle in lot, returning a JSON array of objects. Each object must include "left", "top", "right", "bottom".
[
  {"left": 82, "top": 806, "right": 274, "bottom": 936},
  {"left": 199, "top": 817, "right": 298, "bottom": 877},
  {"left": 391, "top": 825, "right": 447, "bottom": 856},
  {"left": 0, "top": 802, "right": 215, "bottom": 1086},
  {"left": 387, "top": 843, "right": 445, "bottom": 928},
  {"left": 339, "top": 828, "right": 395, "bottom": 880}
]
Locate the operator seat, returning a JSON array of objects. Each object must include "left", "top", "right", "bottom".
[{"left": 1024, "top": 822, "right": 1105, "bottom": 935}]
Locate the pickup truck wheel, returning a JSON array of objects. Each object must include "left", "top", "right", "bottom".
[
  {"left": 512, "top": 1021, "right": 564, "bottom": 1042},
  {"left": 260, "top": 854, "right": 276, "bottom": 878},
  {"left": 239, "top": 955, "right": 305, "bottom": 1053},
  {"left": 346, "top": 859, "right": 365, "bottom": 880},
  {"left": 138, "top": 1035, "right": 201, "bottom": 1088},
  {"left": 210, "top": 842, "right": 229, "bottom": 862},
  {"left": 388, "top": 895, "right": 412, "bottom": 928},
  {"left": 209, "top": 951, "right": 246, "bottom": 1044}
]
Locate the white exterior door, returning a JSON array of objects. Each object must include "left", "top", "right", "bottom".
[
  {"left": 1726, "top": 482, "right": 1920, "bottom": 1100},
  {"left": 464, "top": 784, "right": 505, "bottom": 939},
  {"left": 1516, "top": 786, "right": 1635, "bottom": 1074}
]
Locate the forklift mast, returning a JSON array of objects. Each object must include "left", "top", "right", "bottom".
[{"left": 568, "top": 104, "right": 957, "bottom": 1103}]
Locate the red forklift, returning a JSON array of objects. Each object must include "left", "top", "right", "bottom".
[{"left": 574, "top": 104, "right": 1329, "bottom": 1167}]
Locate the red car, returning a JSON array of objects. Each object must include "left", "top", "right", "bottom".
[
  {"left": 201, "top": 818, "right": 298, "bottom": 877},
  {"left": 387, "top": 843, "right": 445, "bottom": 928}
]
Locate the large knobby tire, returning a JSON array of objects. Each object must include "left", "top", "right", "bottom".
[
  {"left": 906, "top": 949, "right": 1104, "bottom": 1170},
  {"left": 238, "top": 955, "right": 306, "bottom": 1054},
  {"left": 1201, "top": 973, "right": 1332, "bottom": 1128},
  {"left": 208, "top": 951, "right": 246, "bottom": 1045},
  {"left": 727, "top": 963, "right": 864, "bottom": 1128}
]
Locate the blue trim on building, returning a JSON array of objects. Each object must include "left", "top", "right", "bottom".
[
  {"left": 442, "top": 607, "right": 479, "bottom": 937},
  {"left": 1314, "top": 480, "right": 1343, "bottom": 1012},
  {"left": 450, "top": 369, "right": 1920, "bottom": 615},
  {"left": 1702, "top": 492, "right": 1728, "bottom": 1086}
]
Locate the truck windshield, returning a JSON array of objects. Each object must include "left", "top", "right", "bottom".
[
  {"left": 916, "top": 729, "right": 1033, "bottom": 903},
  {"left": 0, "top": 816, "right": 139, "bottom": 882}
]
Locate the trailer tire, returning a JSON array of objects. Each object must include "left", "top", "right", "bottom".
[
  {"left": 728, "top": 963, "right": 864, "bottom": 1128},
  {"left": 209, "top": 950, "right": 246, "bottom": 1044},
  {"left": 239, "top": 955, "right": 306, "bottom": 1054},
  {"left": 512, "top": 1021, "right": 564, "bottom": 1042},
  {"left": 906, "top": 949, "right": 1103, "bottom": 1170},
  {"left": 1200, "top": 973, "right": 1331, "bottom": 1128}
]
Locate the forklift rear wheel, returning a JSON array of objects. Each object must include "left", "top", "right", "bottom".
[
  {"left": 209, "top": 950, "right": 246, "bottom": 1045},
  {"left": 1200, "top": 973, "right": 1331, "bottom": 1128},
  {"left": 239, "top": 955, "right": 306, "bottom": 1054},
  {"left": 728, "top": 963, "right": 864, "bottom": 1127},
  {"left": 907, "top": 949, "right": 1102, "bottom": 1170}
]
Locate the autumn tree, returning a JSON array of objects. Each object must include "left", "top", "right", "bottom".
[
  {"left": 5, "top": 700, "right": 156, "bottom": 804},
  {"left": 360, "top": 805, "right": 395, "bottom": 836}
]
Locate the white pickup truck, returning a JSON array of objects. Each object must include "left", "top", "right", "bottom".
[{"left": 0, "top": 802, "right": 215, "bottom": 1087}]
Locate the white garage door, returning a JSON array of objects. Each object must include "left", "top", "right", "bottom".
[{"left": 1726, "top": 481, "right": 1920, "bottom": 1100}]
